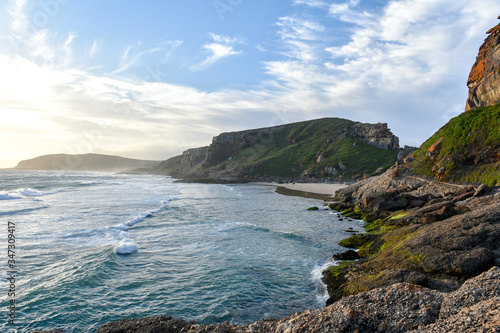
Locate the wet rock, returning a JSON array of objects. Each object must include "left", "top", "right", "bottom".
[
  {"left": 96, "top": 316, "right": 193, "bottom": 333},
  {"left": 333, "top": 250, "right": 361, "bottom": 261}
]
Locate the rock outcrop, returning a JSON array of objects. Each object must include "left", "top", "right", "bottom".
[
  {"left": 465, "top": 17, "right": 500, "bottom": 111},
  {"left": 351, "top": 122, "right": 399, "bottom": 151}
]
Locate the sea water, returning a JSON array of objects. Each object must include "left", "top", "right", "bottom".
[{"left": 0, "top": 170, "right": 364, "bottom": 332}]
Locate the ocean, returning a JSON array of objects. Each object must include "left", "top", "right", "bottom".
[{"left": 0, "top": 170, "right": 364, "bottom": 332}]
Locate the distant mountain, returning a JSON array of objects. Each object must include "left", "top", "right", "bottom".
[
  {"left": 14, "top": 153, "right": 160, "bottom": 173},
  {"left": 154, "top": 118, "right": 401, "bottom": 183}
]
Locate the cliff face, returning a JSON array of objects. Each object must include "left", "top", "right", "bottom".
[
  {"left": 409, "top": 19, "right": 500, "bottom": 185},
  {"left": 465, "top": 18, "right": 500, "bottom": 111},
  {"left": 157, "top": 118, "right": 400, "bottom": 182},
  {"left": 351, "top": 123, "right": 399, "bottom": 151},
  {"left": 206, "top": 126, "right": 287, "bottom": 165}
]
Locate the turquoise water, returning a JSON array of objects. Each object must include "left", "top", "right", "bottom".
[{"left": 0, "top": 171, "right": 363, "bottom": 332}]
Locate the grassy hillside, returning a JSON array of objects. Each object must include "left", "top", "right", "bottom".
[
  {"left": 410, "top": 104, "right": 500, "bottom": 185},
  {"left": 218, "top": 118, "right": 398, "bottom": 180}
]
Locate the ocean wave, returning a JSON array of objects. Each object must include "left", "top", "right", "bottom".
[
  {"left": 0, "top": 205, "right": 51, "bottom": 216},
  {"left": 79, "top": 180, "right": 105, "bottom": 186},
  {"left": 311, "top": 258, "right": 339, "bottom": 305},
  {"left": 230, "top": 222, "right": 314, "bottom": 245},
  {"left": 79, "top": 180, "right": 124, "bottom": 186},
  {"left": 113, "top": 197, "right": 180, "bottom": 254},
  {"left": 0, "top": 193, "right": 22, "bottom": 200},
  {"left": 17, "top": 188, "right": 65, "bottom": 197},
  {"left": 124, "top": 196, "right": 179, "bottom": 227},
  {"left": 115, "top": 240, "right": 139, "bottom": 255}
]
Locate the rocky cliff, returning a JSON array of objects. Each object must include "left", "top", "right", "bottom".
[
  {"left": 156, "top": 118, "right": 400, "bottom": 182},
  {"left": 351, "top": 122, "right": 399, "bottom": 150},
  {"left": 465, "top": 17, "right": 500, "bottom": 111},
  {"left": 409, "top": 17, "right": 500, "bottom": 186}
]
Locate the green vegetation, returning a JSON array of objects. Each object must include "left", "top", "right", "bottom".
[
  {"left": 411, "top": 104, "right": 500, "bottom": 185},
  {"left": 327, "top": 261, "right": 352, "bottom": 277},
  {"left": 222, "top": 118, "right": 398, "bottom": 180}
]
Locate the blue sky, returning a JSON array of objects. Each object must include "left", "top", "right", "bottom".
[{"left": 1, "top": 0, "right": 500, "bottom": 167}]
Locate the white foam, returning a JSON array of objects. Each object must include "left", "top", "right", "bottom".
[
  {"left": 111, "top": 197, "right": 179, "bottom": 254},
  {"left": 17, "top": 188, "right": 65, "bottom": 197},
  {"left": 124, "top": 197, "right": 179, "bottom": 227},
  {"left": 109, "top": 224, "right": 128, "bottom": 232},
  {"left": 0, "top": 194, "right": 21, "bottom": 200},
  {"left": 125, "top": 213, "right": 150, "bottom": 227},
  {"left": 311, "top": 258, "right": 339, "bottom": 305},
  {"left": 80, "top": 180, "right": 104, "bottom": 186},
  {"left": 115, "top": 241, "right": 138, "bottom": 255}
]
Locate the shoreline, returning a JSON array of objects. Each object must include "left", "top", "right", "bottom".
[{"left": 257, "top": 182, "right": 348, "bottom": 200}]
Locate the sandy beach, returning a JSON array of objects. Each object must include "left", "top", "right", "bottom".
[{"left": 259, "top": 182, "right": 348, "bottom": 198}]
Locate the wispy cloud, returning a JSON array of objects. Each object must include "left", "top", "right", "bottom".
[
  {"left": 265, "top": 0, "right": 500, "bottom": 144},
  {"left": 87, "top": 39, "right": 101, "bottom": 58},
  {"left": 292, "top": 0, "right": 329, "bottom": 10},
  {"left": 8, "top": 0, "right": 28, "bottom": 35},
  {"left": 275, "top": 16, "right": 326, "bottom": 62},
  {"left": 113, "top": 40, "right": 183, "bottom": 75},
  {"left": 190, "top": 33, "right": 244, "bottom": 71},
  {"left": 1, "top": 0, "right": 500, "bottom": 168}
]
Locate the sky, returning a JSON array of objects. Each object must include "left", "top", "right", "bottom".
[{"left": 1, "top": 0, "right": 500, "bottom": 168}]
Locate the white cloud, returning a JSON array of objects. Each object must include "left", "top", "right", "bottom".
[
  {"left": 112, "top": 39, "right": 183, "bottom": 76},
  {"left": 8, "top": 0, "right": 28, "bottom": 35},
  {"left": 1, "top": 0, "right": 500, "bottom": 168},
  {"left": 262, "top": 0, "right": 500, "bottom": 147},
  {"left": 87, "top": 39, "right": 101, "bottom": 58},
  {"left": 292, "top": 0, "right": 329, "bottom": 10},
  {"left": 190, "top": 33, "right": 243, "bottom": 71},
  {"left": 277, "top": 16, "right": 325, "bottom": 41},
  {"left": 275, "top": 16, "right": 326, "bottom": 62}
]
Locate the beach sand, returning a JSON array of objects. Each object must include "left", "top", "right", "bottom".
[{"left": 259, "top": 182, "right": 348, "bottom": 199}]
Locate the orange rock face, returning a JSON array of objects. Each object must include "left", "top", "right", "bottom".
[
  {"left": 426, "top": 137, "right": 443, "bottom": 159},
  {"left": 465, "top": 19, "right": 500, "bottom": 111}
]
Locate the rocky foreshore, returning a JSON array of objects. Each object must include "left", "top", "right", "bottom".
[
  {"left": 34, "top": 267, "right": 500, "bottom": 332},
  {"left": 318, "top": 161, "right": 500, "bottom": 306}
]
